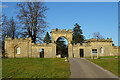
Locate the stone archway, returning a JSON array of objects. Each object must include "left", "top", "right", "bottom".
[
  {"left": 50, "top": 29, "right": 73, "bottom": 58},
  {"left": 56, "top": 36, "right": 68, "bottom": 58}
]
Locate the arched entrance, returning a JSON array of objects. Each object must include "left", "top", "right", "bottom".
[
  {"left": 56, "top": 37, "right": 68, "bottom": 58},
  {"left": 50, "top": 29, "right": 73, "bottom": 58}
]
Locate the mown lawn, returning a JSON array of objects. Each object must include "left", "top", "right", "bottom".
[
  {"left": 88, "top": 58, "right": 119, "bottom": 77},
  {"left": 99, "top": 56, "right": 118, "bottom": 58},
  {"left": 2, "top": 58, "right": 70, "bottom": 78}
]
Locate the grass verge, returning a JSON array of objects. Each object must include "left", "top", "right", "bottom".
[
  {"left": 2, "top": 58, "right": 70, "bottom": 78},
  {"left": 88, "top": 58, "right": 119, "bottom": 77}
]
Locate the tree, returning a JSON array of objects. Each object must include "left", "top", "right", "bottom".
[
  {"left": 93, "top": 32, "right": 103, "bottom": 40},
  {"left": 17, "top": 2, "right": 49, "bottom": 43},
  {"left": 2, "top": 15, "right": 8, "bottom": 40},
  {"left": 43, "top": 32, "right": 51, "bottom": 44},
  {"left": 2, "top": 15, "right": 20, "bottom": 57},
  {"left": 9, "top": 17, "right": 19, "bottom": 39},
  {"left": 72, "top": 23, "right": 84, "bottom": 44},
  {"left": 2, "top": 16, "right": 19, "bottom": 40}
]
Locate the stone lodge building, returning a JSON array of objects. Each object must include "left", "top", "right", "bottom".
[{"left": 5, "top": 29, "right": 118, "bottom": 58}]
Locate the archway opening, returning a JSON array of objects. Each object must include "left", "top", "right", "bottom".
[{"left": 56, "top": 37, "right": 68, "bottom": 58}]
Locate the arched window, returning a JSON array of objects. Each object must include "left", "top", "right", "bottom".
[
  {"left": 16, "top": 47, "right": 20, "bottom": 54},
  {"left": 100, "top": 47, "right": 104, "bottom": 54}
]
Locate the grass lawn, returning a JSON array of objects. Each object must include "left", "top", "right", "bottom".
[
  {"left": 85, "top": 56, "right": 119, "bottom": 59},
  {"left": 99, "top": 56, "right": 118, "bottom": 58},
  {"left": 88, "top": 58, "right": 119, "bottom": 77},
  {"left": 2, "top": 58, "right": 70, "bottom": 78}
]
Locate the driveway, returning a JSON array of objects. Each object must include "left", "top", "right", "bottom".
[{"left": 68, "top": 58, "right": 118, "bottom": 79}]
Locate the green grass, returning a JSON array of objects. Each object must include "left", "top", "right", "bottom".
[
  {"left": 88, "top": 59, "right": 119, "bottom": 76},
  {"left": 2, "top": 58, "right": 70, "bottom": 78},
  {"left": 99, "top": 56, "right": 118, "bottom": 58}
]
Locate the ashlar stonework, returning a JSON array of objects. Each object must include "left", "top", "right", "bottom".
[{"left": 5, "top": 29, "right": 119, "bottom": 58}]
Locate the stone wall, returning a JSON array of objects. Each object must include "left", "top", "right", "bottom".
[
  {"left": 73, "top": 38, "right": 118, "bottom": 58},
  {"left": 32, "top": 43, "right": 56, "bottom": 58},
  {"left": 5, "top": 36, "right": 56, "bottom": 58},
  {"left": 4, "top": 29, "right": 119, "bottom": 58},
  {"left": 5, "top": 37, "right": 32, "bottom": 58}
]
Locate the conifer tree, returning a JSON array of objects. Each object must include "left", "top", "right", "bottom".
[
  {"left": 72, "top": 23, "right": 84, "bottom": 44},
  {"left": 43, "top": 32, "right": 51, "bottom": 44}
]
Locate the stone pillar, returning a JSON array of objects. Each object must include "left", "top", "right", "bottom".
[
  {"left": 68, "top": 43, "right": 73, "bottom": 58},
  {"left": 97, "top": 52, "right": 99, "bottom": 59},
  {"left": 91, "top": 50, "right": 93, "bottom": 59},
  {"left": 52, "top": 43, "right": 56, "bottom": 58},
  {"left": 28, "top": 40, "right": 32, "bottom": 58}
]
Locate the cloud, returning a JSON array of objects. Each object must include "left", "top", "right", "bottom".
[{"left": 0, "top": 5, "right": 8, "bottom": 8}]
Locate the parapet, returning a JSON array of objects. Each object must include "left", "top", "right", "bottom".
[
  {"left": 5, "top": 37, "right": 12, "bottom": 41},
  {"left": 51, "top": 29, "right": 73, "bottom": 33},
  {"left": 73, "top": 43, "right": 82, "bottom": 46},
  {"left": 107, "top": 38, "right": 112, "bottom": 41},
  {"left": 43, "top": 43, "right": 47, "bottom": 45},
  {"left": 58, "top": 29, "right": 61, "bottom": 31},
  {"left": 51, "top": 29, "right": 56, "bottom": 32},
  {"left": 101, "top": 38, "right": 105, "bottom": 41},
  {"left": 67, "top": 29, "right": 72, "bottom": 32},
  {"left": 5, "top": 36, "right": 32, "bottom": 41},
  {"left": 85, "top": 38, "right": 113, "bottom": 42},
  {"left": 33, "top": 42, "right": 53, "bottom": 47},
  {"left": 113, "top": 46, "right": 118, "bottom": 48},
  {"left": 37, "top": 43, "right": 41, "bottom": 45},
  {"left": 62, "top": 29, "right": 66, "bottom": 31}
]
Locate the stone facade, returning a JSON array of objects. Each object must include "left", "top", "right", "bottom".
[
  {"left": 5, "top": 29, "right": 118, "bottom": 58},
  {"left": 73, "top": 38, "right": 118, "bottom": 58}
]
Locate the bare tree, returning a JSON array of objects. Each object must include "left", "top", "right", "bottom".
[
  {"left": 93, "top": 32, "right": 103, "bottom": 40},
  {"left": 2, "top": 16, "right": 19, "bottom": 40},
  {"left": 17, "top": 2, "right": 49, "bottom": 43},
  {"left": 9, "top": 17, "right": 20, "bottom": 39},
  {"left": 0, "top": 14, "right": 2, "bottom": 41},
  {"left": 2, "top": 15, "right": 9, "bottom": 40},
  {"left": 2, "top": 15, "right": 20, "bottom": 57}
]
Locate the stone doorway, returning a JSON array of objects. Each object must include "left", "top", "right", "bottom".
[
  {"left": 40, "top": 49, "right": 44, "bottom": 58},
  {"left": 80, "top": 49, "right": 84, "bottom": 57}
]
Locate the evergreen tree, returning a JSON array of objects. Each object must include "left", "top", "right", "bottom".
[
  {"left": 44, "top": 32, "right": 51, "bottom": 44},
  {"left": 72, "top": 23, "right": 84, "bottom": 44}
]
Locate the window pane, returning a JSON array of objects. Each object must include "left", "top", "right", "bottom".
[{"left": 92, "top": 49, "right": 97, "bottom": 54}]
